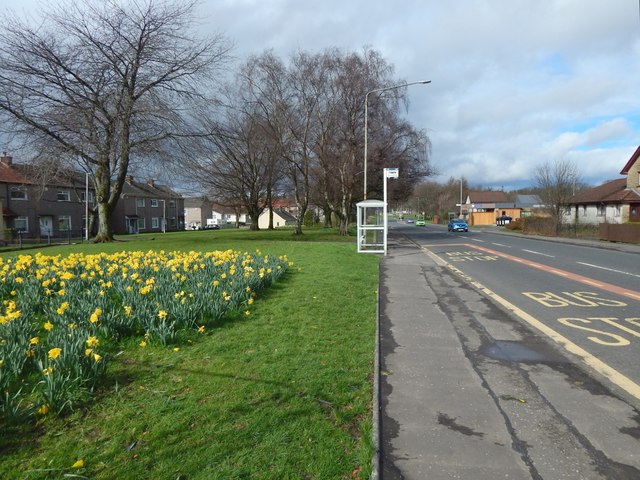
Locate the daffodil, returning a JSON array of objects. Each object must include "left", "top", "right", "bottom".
[
  {"left": 43, "top": 320, "right": 54, "bottom": 331},
  {"left": 37, "top": 405, "right": 49, "bottom": 415},
  {"left": 48, "top": 347, "right": 62, "bottom": 360},
  {"left": 71, "top": 459, "right": 84, "bottom": 469}
]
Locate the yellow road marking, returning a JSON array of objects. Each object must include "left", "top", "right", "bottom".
[{"left": 421, "top": 247, "right": 640, "bottom": 402}]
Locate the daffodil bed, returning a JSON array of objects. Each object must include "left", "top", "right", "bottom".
[{"left": 0, "top": 249, "right": 291, "bottom": 423}]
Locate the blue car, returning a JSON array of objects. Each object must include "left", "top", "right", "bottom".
[{"left": 448, "top": 219, "right": 468, "bottom": 232}]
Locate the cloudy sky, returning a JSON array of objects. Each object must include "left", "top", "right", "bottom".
[
  {"left": 6, "top": 0, "right": 640, "bottom": 190},
  {"left": 206, "top": 0, "right": 640, "bottom": 190}
]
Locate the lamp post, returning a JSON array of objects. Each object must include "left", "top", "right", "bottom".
[
  {"left": 159, "top": 199, "right": 166, "bottom": 233},
  {"left": 363, "top": 80, "right": 431, "bottom": 199}
]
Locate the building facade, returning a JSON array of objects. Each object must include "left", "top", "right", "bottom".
[{"left": 0, "top": 153, "right": 184, "bottom": 239}]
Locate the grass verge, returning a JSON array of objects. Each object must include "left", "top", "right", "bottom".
[{"left": 0, "top": 228, "right": 379, "bottom": 479}]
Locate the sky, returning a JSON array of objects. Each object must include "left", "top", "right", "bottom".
[{"left": 5, "top": 0, "right": 640, "bottom": 191}]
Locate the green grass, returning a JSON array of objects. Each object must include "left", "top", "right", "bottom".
[{"left": 0, "top": 227, "right": 379, "bottom": 479}]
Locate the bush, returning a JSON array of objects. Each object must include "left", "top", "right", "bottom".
[
  {"left": 303, "top": 210, "right": 314, "bottom": 227},
  {"left": 505, "top": 218, "right": 523, "bottom": 231}
]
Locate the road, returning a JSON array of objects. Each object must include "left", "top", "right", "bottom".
[
  {"left": 396, "top": 220, "right": 640, "bottom": 400},
  {"left": 381, "top": 220, "right": 640, "bottom": 479}
]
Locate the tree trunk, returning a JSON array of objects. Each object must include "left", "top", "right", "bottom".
[{"left": 93, "top": 201, "right": 113, "bottom": 242}]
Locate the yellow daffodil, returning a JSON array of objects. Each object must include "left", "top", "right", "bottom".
[
  {"left": 37, "top": 405, "right": 49, "bottom": 415},
  {"left": 42, "top": 367, "right": 54, "bottom": 376},
  {"left": 29, "top": 337, "right": 39, "bottom": 345},
  {"left": 56, "top": 302, "right": 69, "bottom": 315},
  {"left": 197, "top": 325, "right": 205, "bottom": 333},
  {"left": 157, "top": 310, "right": 168, "bottom": 320},
  {"left": 71, "top": 459, "right": 84, "bottom": 468},
  {"left": 43, "top": 320, "right": 54, "bottom": 331},
  {"left": 86, "top": 336, "right": 100, "bottom": 348},
  {"left": 48, "top": 347, "right": 62, "bottom": 360},
  {"left": 139, "top": 340, "right": 147, "bottom": 348}
]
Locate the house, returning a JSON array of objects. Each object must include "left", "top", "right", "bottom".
[
  {"left": 184, "top": 196, "right": 213, "bottom": 229},
  {"left": 0, "top": 153, "right": 184, "bottom": 238},
  {"left": 463, "top": 190, "right": 517, "bottom": 225},
  {"left": 564, "top": 178, "right": 639, "bottom": 224},
  {"left": 0, "top": 152, "right": 94, "bottom": 240},
  {"left": 212, "top": 203, "right": 248, "bottom": 226},
  {"left": 112, "top": 176, "right": 184, "bottom": 234},
  {"left": 563, "top": 147, "right": 640, "bottom": 225},
  {"left": 258, "top": 208, "right": 297, "bottom": 229}
]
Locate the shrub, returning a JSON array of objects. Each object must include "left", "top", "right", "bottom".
[{"left": 505, "top": 218, "right": 523, "bottom": 231}]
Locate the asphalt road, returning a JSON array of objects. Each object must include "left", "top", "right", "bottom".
[
  {"left": 395, "top": 220, "right": 640, "bottom": 403},
  {"left": 379, "top": 220, "right": 640, "bottom": 479}
]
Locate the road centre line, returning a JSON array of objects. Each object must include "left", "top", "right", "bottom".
[
  {"left": 420, "top": 247, "right": 640, "bottom": 402},
  {"left": 465, "top": 244, "right": 640, "bottom": 302},
  {"left": 491, "top": 243, "right": 510, "bottom": 247},
  {"left": 577, "top": 262, "right": 640, "bottom": 279},
  {"left": 522, "top": 249, "right": 555, "bottom": 258}
]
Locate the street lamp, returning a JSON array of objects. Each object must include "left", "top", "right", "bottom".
[
  {"left": 363, "top": 80, "right": 431, "bottom": 199},
  {"left": 159, "top": 199, "right": 166, "bottom": 233}
]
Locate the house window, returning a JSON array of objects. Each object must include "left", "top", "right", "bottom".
[
  {"left": 14, "top": 216, "right": 28, "bottom": 232},
  {"left": 597, "top": 205, "right": 605, "bottom": 216},
  {"left": 81, "top": 191, "right": 95, "bottom": 203},
  {"left": 582, "top": 205, "right": 587, "bottom": 216},
  {"left": 136, "top": 198, "right": 145, "bottom": 208},
  {"left": 57, "top": 190, "right": 71, "bottom": 202},
  {"left": 58, "top": 215, "right": 71, "bottom": 231},
  {"left": 152, "top": 217, "right": 159, "bottom": 229},
  {"left": 170, "top": 217, "right": 176, "bottom": 227},
  {"left": 151, "top": 199, "right": 159, "bottom": 207},
  {"left": 137, "top": 218, "right": 146, "bottom": 230},
  {"left": 169, "top": 199, "right": 175, "bottom": 207},
  {"left": 10, "top": 186, "right": 27, "bottom": 200},
  {"left": 614, "top": 205, "right": 621, "bottom": 217}
]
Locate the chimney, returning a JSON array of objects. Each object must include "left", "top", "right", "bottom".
[
  {"left": 147, "top": 179, "right": 155, "bottom": 187},
  {"left": 0, "top": 151, "right": 12, "bottom": 166}
]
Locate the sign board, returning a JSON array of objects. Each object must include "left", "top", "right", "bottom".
[{"left": 386, "top": 167, "right": 399, "bottom": 179}]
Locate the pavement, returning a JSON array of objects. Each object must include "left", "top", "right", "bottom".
[{"left": 373, "top": 230, "right": 640, "bottom": 480}]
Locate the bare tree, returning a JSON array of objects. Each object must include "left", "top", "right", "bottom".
[
  {"left": 534, "top": 159, "right": 581, "bottom": 234},
  {"left": 312, "top": 48, "right": 433, "bottom": 236},
  {"left": 0, "top": 0, "right": 231, "bottom": 241}
]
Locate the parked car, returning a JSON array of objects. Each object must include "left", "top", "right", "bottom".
[
  {"left": 415, "top": 218, "right": 426, "bottom": 226},
  {"left": 448, "top": 219, "right": 469, "bottom": 232},
  {"left": 204, "top": 224, "right": 221, "bottom": 230},
  {"left": 406, "top": 218, "right": 414, "bottom": 224}
]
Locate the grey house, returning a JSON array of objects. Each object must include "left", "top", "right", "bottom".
[
  {"left": 112, "top": 175, "right": 184, "bottom": 234},
  {"left": 0, "top": 153, "right": 184, "bottom": 239},
  {"left": 0, "top": 153, "right": 93, "bottom": 240}
]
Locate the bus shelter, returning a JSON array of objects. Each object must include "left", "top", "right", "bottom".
[{"left": 356, "top": 199, "right": 386, "bottom": 254}]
